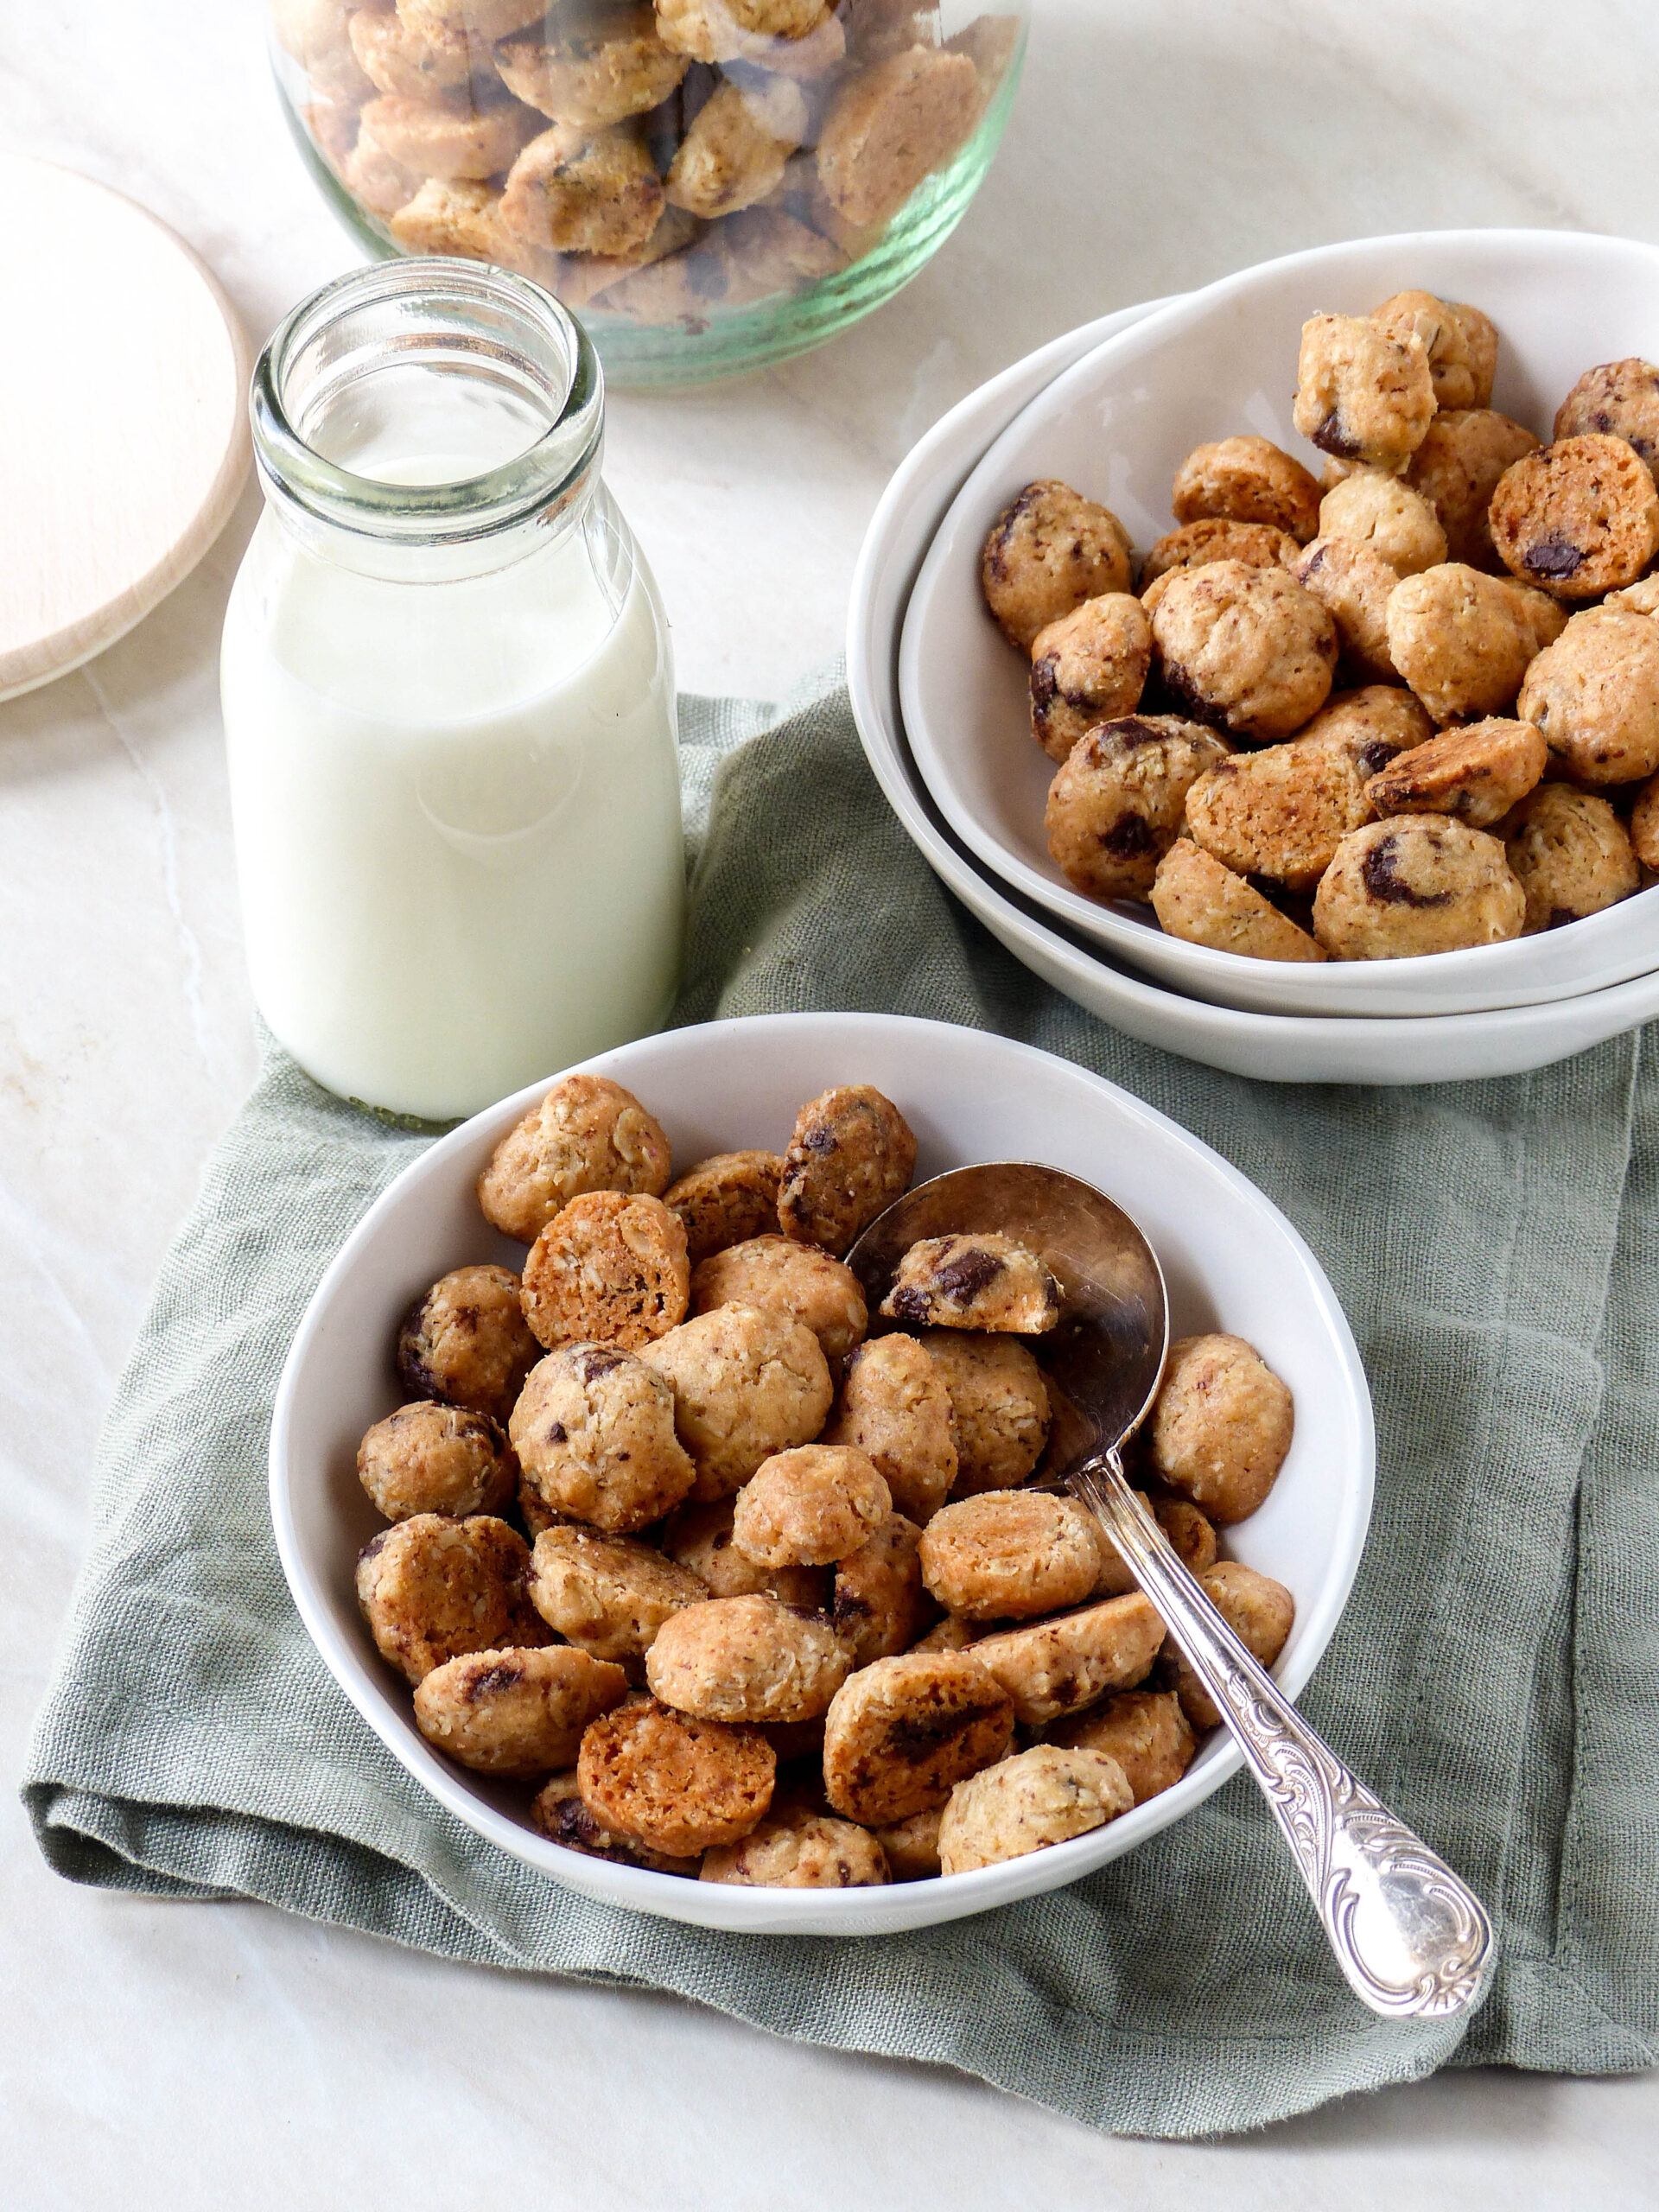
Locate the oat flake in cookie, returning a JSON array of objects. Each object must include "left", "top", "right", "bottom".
[
  {"left": 777, "top": 1084, "right": 917, "bottom": 1256},
  {"left": 880, "top": 1233, "right": 1059, "bottom": 1334}
]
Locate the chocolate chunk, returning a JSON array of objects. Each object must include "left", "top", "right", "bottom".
[
  {"left": 1523, "top": 532, "right": 1586, "bottom": 580},
  {"left": 1361, "top": 832, "right": 1453, "bottom": 908},
  {"left": 1101, "top": 811, "right": 1157, "bottom": 858}
]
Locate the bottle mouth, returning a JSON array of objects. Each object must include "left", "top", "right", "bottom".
[{"left": 250, "top": 258, "right": 604, "bottom": 550}]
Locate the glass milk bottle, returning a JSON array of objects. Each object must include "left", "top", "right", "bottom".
[{"left": 220, "top": 260, "right": 683, "bottom": 1123}]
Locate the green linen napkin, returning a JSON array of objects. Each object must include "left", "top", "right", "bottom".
[{"left": 22, "top": 664, "right": 1659, "bottom": 2139}]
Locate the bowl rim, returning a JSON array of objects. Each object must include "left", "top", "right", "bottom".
[
  {"left": 897, "top": 225, "right": 1659, "bottom": 1014},
  {"left": 269, "top": 1010, "right": 1376, "bottom": 1934}
]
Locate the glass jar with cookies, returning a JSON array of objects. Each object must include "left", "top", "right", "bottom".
[{"left": 269, "top": 0, "right": 1028, "bottom": 385}]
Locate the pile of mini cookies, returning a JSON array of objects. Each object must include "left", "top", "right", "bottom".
[
  {"left": 352, "top": 1070, "right": 1297, "bottom": 1887},
  {"left": 274, "top": 0, "right": 1016, "bottom": 328},
  {"left": 982, "top": 289, "right": 1659, "bottom": 962}
]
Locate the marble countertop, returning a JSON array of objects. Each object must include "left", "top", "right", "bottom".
[{"left": 3, "top": 2, "right": 1656, "bottom": 2202}]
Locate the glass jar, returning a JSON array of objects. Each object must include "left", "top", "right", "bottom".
[
  {"left": 269, "top": 1, "right": 1029, "bottom": 387},
  {"left": 221, "top": 258, "right": 683, "bottom": 1122}
]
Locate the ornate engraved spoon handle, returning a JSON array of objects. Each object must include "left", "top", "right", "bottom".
[{"left": 1071, "top": 1455, "right": 1496, "bottom": 2021}]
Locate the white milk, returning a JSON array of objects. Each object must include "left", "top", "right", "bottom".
[{"left": 220, "top": 375, "right": 683, "bottom": 1123}]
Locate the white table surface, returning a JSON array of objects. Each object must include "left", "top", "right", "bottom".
[{"left": 3, "top": 3, "right": 1656, "bottom": 2202}]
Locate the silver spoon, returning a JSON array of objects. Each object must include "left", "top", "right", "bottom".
[{"left": 848, "top": 1162, "right": 1495, "bottom": 2020}]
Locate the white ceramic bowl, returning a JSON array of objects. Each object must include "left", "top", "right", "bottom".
[
  {"left": 270, "top": 1012, "right": 1374, "bottom": 1936},
  {"left": 899, "top": 228, "right": 1659, "bottom": 1019},
  {"left": 848, "top": 287, "right": 1659, "bottom": 1081}
]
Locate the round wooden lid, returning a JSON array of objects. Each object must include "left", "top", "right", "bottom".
[{"left": 0, "top": 155, "right": 253, "bottom": 702}]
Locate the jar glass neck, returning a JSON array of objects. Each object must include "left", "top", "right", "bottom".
[{"left": 250, "top": 258, "right": 604, "bottom": 582}]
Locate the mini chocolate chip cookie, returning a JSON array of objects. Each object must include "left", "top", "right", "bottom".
[
  {"left": 691, "top": 1234, "right": 868, "bottom": 1370},
  {"left": 1316, "top": 468, "right": 1447, "bottom": 576},
  {"left": 918, "top": 1491, "right": 1101, "bottom": 1620},
  {"left": 822, "top": 1650, "right": 1014, "bottom": 1825},
  {"left": 399, "top": 0, "right": 544, "bottom": 37},
  {"left": 666, "top": 77, "right": 808, "bottom": 218},
  {"left": 531, "top": 1767, "right": 700, "bottom": 1874},
  {"left": 816, "top": 44, "right": 982, "bottom": 230},
  {"left": 664, "top": 1151, "right": 786, "bottom": 1264},
  {"left": 499, "top": 122, "right": 665, "bottom": 255},
  {"left": 641, "top": 1303, "right": 834, "bottom": 1500},
  {"left": 1149, "top": 840, "right": 1327, "bottom": 962},
  {"left": 1176, "top": 1562, "right": 1295, "bottom": 1731},
  {"left": 732, "top": 1444, "right": 892, "bottom": 1567},
  {"left": 1503, "top": 785, "right": 1641, "bottom": 932},
  {"left": 359, "top": 91, "right": 539, "bottom": 181},
  {"left": 578, "top": 1696, "right": 776, "bottom": 1857},
  {"left": 919, "top": 1330, "right": 1051, "bottom": 1493},
  {"left": 1490, "top": 433, "right": 1659, "bottom": 599},
  {"left": 831, "top": 1510, "right": 934, "bottom": 1668},
  {"left": 1288, "top": 537, "right": 1400, "bottom": 682},
  {"left": 397, "top": 1262, "right": 542, "bottom": 1426},
  {"left": 981, "top": 480, "right": 1135, "bottom": 652},
  {"left": 938, "top": 1743, "right": 1132, "bottom": 1874},
  {"left": 1554, "top": 359, "right": 1659, "bottom": 484},
  {"left": 1170, "top": 435, "right": 1322, "bottom": 543},
  {"left": 701, "top": 1800, "right": 890, "bottom": 1887},
  {"left": 1405, "top": 410, "right": 1540, "bottom": 569},
  {"left": 478, "top": 1074, "right": 672, "bottom": 1243},
  {"left": 493, "top": 3, "right": 688, "bottom": 127},
  {"left": 658, "top": 1497, "right": 830, "bottom": 1611},
  {"left": 357, "top": 1513, "right": 545, "bottom": 1685},
  {"left": 1028, "top": 594, "right": 1154, "bottom": 763},
  {"left": 821, "top": 1333, "right": 958, "bottom": 1524},
  {"left": 880, "top": 1233, "right": 1060, "bottom": 1334},
  {"left": 1294, "top": 683, "right": 1435, "bottom": 772},
  {"left": 358, "top": 1401, "right": 517, "bottom": 1523},
  {"left": 1043, "top": 714, "right": 1232, "bottom": 901},
  {"left": 870, "top": 1805, "right": 944, "bottom": 1881},
  {"left": 1292, "top": 312, "right": 1436, "bottom": 471},
  {"left": 509, "top": 1343, "right": 696, "bottom": 1534},
  {"left": 1148, "top": 1491, "right": 1219, "bottom": 1573},
  {"left": 1386, "top": 563, "right": 1567, "bottom": 724},
  {"left": 1183, "top": 734, "right": 1378, "bottom": 892},
  {"left": 527, "top": 1524, "right": 709, "bottom": 1663},
  {"left": 656, "top": 0, "right": 831, "bottom": 62},
  {"left": 413, "top": 1643, "right": 629, "bottom": 1777},
  {"left": 969, "top": 1592, "right": 1165, "bottom": 1727},
  {"left": 1151, "top": 560, "right": 1338, "bottom": 741},
  {"left": 1140, "top": 518, "right": 1301, "bottom": 588},
  {"left": 1369, "top": 290, "right": 1497, "bottom": 412},
  {"left": 1148, "top": 1334, "right": 1294, "bottom": 1524},
  {"left": 1516, "top": 607, "right": 1659, "bottom": 784},
  {"left": 1047, "top": 1687, "right": 1197, "bottom": 1805},
  {"left": 520, "top": 1190, "right": 690, "bottom": 1351},
  {"left": 1313, "top": 816, "right": 1526, "bottom": 959},
  {"left": 645, "top": 1594, "right": 850, "bottom": 1723},
  {"left": 1363, "top": 717, "right": 1546, "bottom": 829},
  {"left": 777, "top": 1085, "right": 917, "bottom": 1256},
  {"left": 388, "top": 179, "right": 524, "bottom": 264},
  {"left": 349, "top": 10, "right": 481, "bottom": 99}
]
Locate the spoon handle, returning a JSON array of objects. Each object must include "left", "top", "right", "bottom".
[{"left": 1071, "top": 1456, "right": 1496, "bottom": 2021}]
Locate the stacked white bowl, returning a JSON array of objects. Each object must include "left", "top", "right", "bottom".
[{"left": 849, "top": 232, "right": 1659, "bottom": 1084}]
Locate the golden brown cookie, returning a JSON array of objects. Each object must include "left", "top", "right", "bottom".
[
  {"left": 980, "top": 480, "right": 1135, "bottom": 652},
  {"left": 640, "top": 1303, "right": 834, "bottom": 1501},
  {"left": 398, "top": 0, "right": 543, "bottom": 37},
  {"left": 1516, "top": 607, "right": 1659, "bottom": 784},
  {"left": 656, "top": 0, "right": 833, "bottom": 63},
  {"left": 700, "top": 1800, "right": 890, "bottom": 1887},
  {"left": 918, "top": 1490, "right": 1101, "bottom": 1620},
  {"left": 348, "top": 7, "right": 480, "bottom": 98},
  {"left": 658, "top": 1497, "right": 830, "bottom": 1611},
  {"left": 1148, "top": 1334, "right": 1294, "bottom": 1524},
  {"left": 664, "top": 1151, "right": 786, "bottom": 1264},
  {"left": 357, "top": 1401, "right": 517, "bottom": 1523},
  {"left": 493, "top": 3, "right": 688, "bottom": 126},
  {"left": 821, "top": 1650, "right": 1014, "bottom": 1824},
  {"left": 821, "top": 1333, "right": 958, "bottom": 1524},
  {"left": 777, "top": 1084, "right": 917, "bottom": 1256},
  {"left": 1141, "top": 517, "right": 1301, "bottom": 588},
  {"left": 413, "top": 1643, "right": 628, "bottom": 1777},
  {"left": 1491, "top": 433, "right": 1659, "bottom": 599},
  {"left": 527, "top": 1524, "right": 708, "bottom": 1662},
  {"left": 1503, "top": 785, "right": 1641, "bottom": 932},
  {"left": 1369, "top": 290, "right": 1497, "bottom": 412},
  {"left": 499, "top": 122, "right": 665, "bottom": 255},
  {"left": 1405, "top": 409, "right": 1540, "bottom": 569},
  {"left": 1293, "top": 683, "right": 1435, "bottom": 773},
  {"left": 397, "top": 1262, "right": 543, "bottom": 1426},
  {"left": 1293, "top": 312, "right": 1436, "bottom": 471},
  {"left": 1047, "top": 1687, "right": 1197, "bottom": 1805},
  {"left": 645, "top": 1593, "right": 850, "bottom": 1723},
  {"left": 478, "top": 1074, "right": 672, "bottom": 1243},
  {"left": 510, "top": 1343, "right": 696, "bottom": 1534},
  {"left": 1170, "top": 435, "right": 1322, "bottom": 543},
  {"left": 732, "top": 1444, "right": 892, "bottom": 1567},
  {"left": 969, "top": 1592, "right": 1165, "bottom": 1727},
  {"left": 938, "top": 1743, "right": 1132, "bottom": 1874},
  {"left": 1151, "top": 560, "right": 1338, "bottom": 741},
  {"left": 1554, "top": 359, "right": 1659, "bottom": 484},
  {"left": 920, "top": 1330, "right": 1050, "bottom": 1493},
  {"left": 356, "top": 1513, "right": 544, "bottom": 1685},
  {"left": 387, "top": 178, "right": 519, "bottom": 261},
  {"left": 578, "top": 1696, "right": 775, "bottom": 1856},
  {"left": 1287, "top": 536, "right": 1401, "bottom": 682},
  {"left": 1028, "top": 594, "right": 1154, "bottom": 763},
  {"left": 1177, "top": 1562, "right": 1294, "bottom": 1730},
  {"left": 666, "top": 77, "right": 808, "bottom": 217},
  {"left": 1603, "top": 575, "right": 1659, "bottom": 616},
  {"left": 816, "top": 45, "right": 981, "bottom": 230},
  {"left": 691, "top": 1234, "right": 868, "bottom": 1370},
  {"left": 1044, "top": 714, "right": 1232, "bottom": 901},
  {"left": 831, "top": 1510, "right": 934, "bottom": 1668},
  {"left": 1386, "top": 563, "right": 1567, "bottom": 724},
  {"left": 1313, "top": 817, "right": 1526, "bottom": 960},
  {"left": 872, "top": 1805, "right": 944, "bottom": 1881},
  {"left": 359, "top": 89, "right": 537, "bottom": 178},
  {"left": 880, "top": 1233, "right": 1059, "bottom": 1334},
  {"left": 1315, "top": 468, "right": 1447, "bottom": 576},
  {"left": 531, "top": 1768, "right": 699, "bottom": 1874},
  {"left": 519, "top": 1190, "right": 690, "bottom": 1352},
  {"left": 1182, "top": 734, "right": 1378, "bottom": 892},
  {"left": 1363, "top": 717, "right": 1546, "bottom": 829},
  {"left": 1148, "top": 840, "right": 1327, "bottom": 963}
]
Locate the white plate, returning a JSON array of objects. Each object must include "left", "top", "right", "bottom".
[
  {"left": 849, "top": 289, "right": 1659, "bottom": 1081},
  {"left": 270, "top": 1013, "right": 1374, "bottom": 1936},
  {"left": 899, "top": 229, "right": 1659, "bottom": 1019}
]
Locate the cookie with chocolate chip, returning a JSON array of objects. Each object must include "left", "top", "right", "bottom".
[
  {"left": 1151, "top": 560, "right": 1338, "bottom": 741},
  {"left": 1044, "top": 714, "right": 1230, "bottom": 901},
  {"left": 1489, "top": 433, "right": 1659, "bottom": 599},
  {"left": 1554, "top": 359, "right": 1659, "bottom": 486},
  {"left": 1028, "top": 594, "right": 1153, "bottom": 762},
  {"left": 1313, "top": 816, "right": 1525, "bottom": 958},
  {"left": 1292, "top": 312, "right": 1436, "bottom": 472},
  {"left": 981, "top": 480, "right": 1135, "bottom": 652}
]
